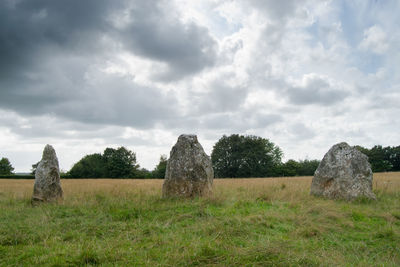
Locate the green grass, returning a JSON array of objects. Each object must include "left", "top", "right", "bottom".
[{"left": 0, "top": 178, "right": 400, "bottom": 266}]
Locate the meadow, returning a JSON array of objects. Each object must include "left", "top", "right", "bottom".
[{"left": 1, "top": 173, "right": 400, "bottom": 266}]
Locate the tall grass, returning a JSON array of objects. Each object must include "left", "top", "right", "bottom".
[{"left": 0, "top": 173, "right": 399, "bottom": 266}]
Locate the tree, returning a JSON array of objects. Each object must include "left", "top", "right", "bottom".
[
  {"left": 297, "top": 159, "right": 320, "bottom": 176},
  {"left": 281, "top": 160, "right": 301, "bottom": 177},
  {"left": 272, "top": 159, "right": 320, "bottom": 177},
  {"left": 368, "top": 145, "right": 392, "bottom": 172},
  {"left": 68, "top": 147, "right": 139, "bottom": 178},
  {"left": 152, "top": 155, "right": 168, "bottom": 178},
  {"left": 388, "top": 146, "right": 400, "bottom": 171},
  {"left": 211, "top": 134, "right": 283, "bottom": 178},
  {"left": 0, "top": 157, "right": 14, "bottom": 175},
  {"left": 69, "top": 153, "right": 106, "bottom": 178},
  {"left": 135, "top": 168, "right": 152, "bottom": 179},
  {"left": 103, "top": 147, "right": 138, "bottom": 178},
  {"left": 356, "top": 145, "right": 392, "bottom": 172},
  {"left": 31, "top": 161, "right": 40, "bottom": 175}
]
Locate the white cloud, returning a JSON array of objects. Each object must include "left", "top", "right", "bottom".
[
  {"left": 359, "top": 25, "right": 389, "bottom": 54},
  {"left": 0, "top": 0, "right": 399, "bottom": 172}
]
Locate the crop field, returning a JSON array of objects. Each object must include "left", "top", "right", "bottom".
[{"left": 1, "top": 173, "right": 400, "bottom": 266}]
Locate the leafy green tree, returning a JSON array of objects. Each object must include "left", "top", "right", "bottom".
[
  {"left": 282, "top": 160, "right": 301, "bottom": 177},
  {"left": 356, "top": 145, "right": 392, "bottom": 172},
  {"left": 297, "top": 159, "right": 320, "bottom": 176},
  {"left": 135, "top": 168, "right": 152, "bottom": 178},
  {"left": 31, "top": 161, "right": 40, "bottom": 175},
  {"left": 273, "top": 159, "right": 320, "bottom": 177},
  {"left": 369, "top": 145, "right": 392, "bottom": 172},
  {"left": 69, "top": 146, "right": 139, "bottom": 178},
  {"left": 152, "top": 155, "right": 168, "bottom": 178},
  {"left": 103, "top": 147, "right": 138, "bottom": 178},
  {"left": 211, "top": 134, "right": 283, "bottom": 178},
  {"left": 69, "top": 153, "right": 106, "bottom": 178},
  {"left": 0, "top": 157, "right": 14, "bottom": 175},
  {"left": 388, "top": 146, "right": 400, "bottom": 171}
]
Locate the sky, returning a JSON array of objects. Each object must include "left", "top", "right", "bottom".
[{"left": 0, "top": 0, "right": 399, "bottom": 172}]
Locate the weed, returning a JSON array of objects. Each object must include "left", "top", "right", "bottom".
[{"left": 75, "top": 247, "right": 100, "bottom": 266}]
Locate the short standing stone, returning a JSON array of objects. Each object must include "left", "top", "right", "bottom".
[
  {"left": 162, "top": 134, "right": 214, "bottom": 197},
  {"left": 32, "top": 145, "right": 63, "bottom": 203},
  {"left": 310, "top": 142, "right": 376, "bottom": 200}
]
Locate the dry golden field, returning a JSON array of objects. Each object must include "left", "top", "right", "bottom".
[
  {"left": 1, "top": 172, "right": 399, "bottom": 201},
  {"left": 1, "top": 173, "right": 400, "bottom": 266}
]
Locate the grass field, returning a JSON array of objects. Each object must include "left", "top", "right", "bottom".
[{"left": 1, "top": 173, "right": 400, "bottom": 266}]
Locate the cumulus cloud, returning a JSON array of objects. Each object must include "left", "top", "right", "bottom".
[
  {"left": 195, "top": 79, "right": 248, "bottom": 113},
  {"left": 248, "top": 0, "right": 307, "bottom": 23},
  {"left": 118, "top": 1, "right": 218, "bottom": 80},
  {"left": 0, "top": 58, "right": 179, "bottom": 128},
  {"left": 359, "top": 25, "right": 389, "bottom": 54},
  {"left": 286, "top": 74, "right": 349, "bottom": 105},
  {"left": 0, "top": 0, "right": 218, "bottom": 128},
  {"left": 0, "top": 0, "right": 399, "bottom": 172},
  {"left": 199, "top": 111, "right": 282, "bottom": 131}
]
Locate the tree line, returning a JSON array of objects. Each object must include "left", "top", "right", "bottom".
[
  {"left": 211, "top": 135, "right": 320, "bottom": 178},
  {"left": 355, "top": 145, "right": 400, "bottom": 172},
  {"left": 67, "top": 148, "right": 167, "bottom": 179},
  {"left": 1, "top": 135, "right": 400, "bottom": 178}
]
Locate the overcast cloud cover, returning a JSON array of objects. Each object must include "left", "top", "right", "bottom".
[{"left": 1, "top": 0, "right": 399, "bottom": 172}]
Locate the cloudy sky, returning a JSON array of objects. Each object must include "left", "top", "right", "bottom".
[{"left": 1, "top": 0, "right": 399, "bottom": 172}]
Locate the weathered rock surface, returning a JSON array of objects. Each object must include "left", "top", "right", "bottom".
[
  {"left": 32, "top": 145, "right": 63, "bottom": 203},
  {"left": 162, "top": 134, "right": 214, "bottom": 197},
  {"left": 310, "top": 142, "right": 376, "bottom": 200}
]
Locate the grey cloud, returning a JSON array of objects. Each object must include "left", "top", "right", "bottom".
[
  {"left": 252, "top": 113, "right": 282, "bottom": 128},
  {"left": 196, "top": 80, "right": 248, "bottom": 113},
  {"left": 286, "top": 75, "right": 349, "bottom": 106},
  {"left": 0, "top": 110, "right": 156, "bottom": 147},
  {"left": 0, "top": 56, "right": 179, "bottom": 128},
  {"left": 0, "top": 0, "right": 216, "bottom": 80},
  {"left": 158, "top": 109, "right": 282, "bottom": 134},
  {"left": 55, "top": 73, "right": 178, "bottom": 127},
  {"left": 119, "top": 1, "right": 217, "bottom": 80},
  {"left": 369, "top": 93, "right": 400, "bottom": 110},
  {"left": 261, "top": 24, "right": 286, "bottom": 51},
  {"left": 248, "top": 0, "right": 306, "bottom": 22},
  {"left": 0, "top": 55, "right": 89, "bottom": 117},
  {"left": 290, "top": 123, "right": 316, "bottom": 140},
  {"left": 0, "top": 0, "right": 217, "bottom": 127},
  {"left": 200, "top": 111, "right": 282, "bottom": 131},
  {"left": 0, "top": 0, "right": 117, "bottom": 78}
]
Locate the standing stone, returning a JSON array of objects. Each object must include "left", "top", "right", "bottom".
[
  {"left": 310, "top": 142, "right": 376, "bottom": 200},
  {"left": 162, "top": 134, "right": 214, "bottom": 197},
  {"left": 32, "top": 145, "right": 63, "bottom": 203}
]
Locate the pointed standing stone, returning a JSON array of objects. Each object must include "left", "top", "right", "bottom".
[
  {"left": 32, "top": 145, "right": 63, "bottom": 203},
  {"left": 162, "top": 134, "right": 214, "bottom": 197},
  {"left": 310, "top": 142, "right": 376, "bottom": 200}
]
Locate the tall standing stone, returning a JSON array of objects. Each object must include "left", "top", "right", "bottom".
[
  {"left": 32, "top": 145, "right": 63, "bottom": 203},
  {"left": 162, "top": 134, "right": 214, "bottom": 197},
  {"left": 310, "top": 142, "right": 376, "bottom": 200}
]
